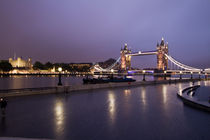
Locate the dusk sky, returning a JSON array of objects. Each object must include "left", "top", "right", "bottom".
[{"left": 0, "top": 0, "right": 210, "bottom": 68}]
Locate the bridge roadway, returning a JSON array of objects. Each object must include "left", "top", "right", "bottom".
[{"left": 125, "top": 51, "right": 157, "bottom": 56}]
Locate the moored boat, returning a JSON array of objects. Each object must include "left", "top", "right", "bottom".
[{"left": 83, "top": 76, "right": 136, "bottom": 84}]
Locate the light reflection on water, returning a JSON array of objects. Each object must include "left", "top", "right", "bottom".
[
  {"left": 108, "top": 91, "right": 116, "bottom": 124},
  {"left": 162, "top": 84, "right": 167, "bottom": 104},
  {"left": 54, "top": 99, "right": 64, "bottom": 136},
  {"left": 139, "top": 86, "right": 147, "bottom": 112},
  {"left": 124, "top": 89, "right": 131, "bottom": 96},
  {"left": 123, "top": 89, "right": 132, "bottom": 118},
  {"left": 141, "top": 87, "right": 146, "bottom": 105},
  {"left": 178, "top": 83, "right": 183, "bottom": 93}
]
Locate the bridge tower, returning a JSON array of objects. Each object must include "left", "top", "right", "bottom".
[
  {"left": 120, "top": 43, "right": 131, "bottom": 71},
  {"left": 157, "top": 38, "right": 168, "bottom": 70}
]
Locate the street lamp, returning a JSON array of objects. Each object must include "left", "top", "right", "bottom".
[
  {"left": 111, "top": 69, "right": 114, "bottom": 79},
  {"left": 111, "top": 69, "right": 114, "bottom": 73},
  {"left": 198, "top": 72, "right": 201, "bottom": 80},
  {"left": 142, "top": 70, "right": 146, "bottom": 81},
  {"left": 164, "top": 71, "right": 167, "bottom": 80},
  {"left": 179, "top": 71, "right": 182, "bottom": 80},
  {"left": 58, "top": 67, "right": 62, "bottom": 86},
  {"left": 190, "top": 71, "right": 193, "bottom": 79}
]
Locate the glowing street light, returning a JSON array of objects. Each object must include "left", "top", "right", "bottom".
[
  {"left": 164, "top": 71, "right": 167, "bottom": 80},
  {"left": 111, "top": 69, "right": 114, "bottom": 73},
  {"left": 58, "top": 67, "right": 62, "bottom": 86},
  {"left": 110, "top": 69, "right": 114, "bottom": 80}
]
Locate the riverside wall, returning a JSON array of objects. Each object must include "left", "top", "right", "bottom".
[{"left": 0, "top": 78, "right": 207, "bottom": 97}]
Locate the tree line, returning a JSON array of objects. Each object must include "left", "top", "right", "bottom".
[
  {"left": 0, "top": 61, "right": 13, "bottom": 72},
  {"left": 33, "top": 61, "right": 92, "bottom": 72}
]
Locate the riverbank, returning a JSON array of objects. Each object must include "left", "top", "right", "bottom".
[{"left": 0, "top": 78, "right": 208, "bottom": 97}]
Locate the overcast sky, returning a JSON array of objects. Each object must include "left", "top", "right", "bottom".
[{"left": 0, "top": 0, "right": 210, "bottom": 68}]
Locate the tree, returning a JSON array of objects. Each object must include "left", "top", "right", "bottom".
[
  {"left": 33, "top": 61, "right": 44, "bottom": 70},
  {"left": 0, "top": 61, "right": 13, "bottom": 72},
  {"left": 44, "top": 62, "right": 53, "bottom": 70}
]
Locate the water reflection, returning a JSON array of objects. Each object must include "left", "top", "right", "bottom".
[
  {"left": 108, "top": 91, "right": 116, "bottom": 124},
  {"left": 162, "top": 85, "right": 167, "bottom": 104},
  {"left": 189, "top": 82, "right": 193, "bottom": 87},
  {"left": 178, "top": 83, "right": 182, "bottom": 93},
  {"left": 124, "top": 89, "right": 131, "bottom": 96},
  {"left": 203, "top": 80, "right": 210, "bottom": 86},
  {"left": 122, "top": 89, "right": 132, "bottom": 117},
  {"left": 54, "top": 100, "right": 64, "bottom": 135},
  {"left": 141, "top": 87, "right": 146, "bottom": 106}
]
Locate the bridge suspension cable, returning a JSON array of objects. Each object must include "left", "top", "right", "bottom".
[
  {"left": 105, "top": 57, "right": 121, "bottom": 70},
  {"left": 93, "top": 57, "right": 121, "bottom": 72},
  {"left": 165, "top": 54, "right": 202, "bottom": 72}
]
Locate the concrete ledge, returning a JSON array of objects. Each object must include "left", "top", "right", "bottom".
[
  {"left": 177, "top": 85, "right": 210, "bottom": 112},
  {"left": 0, "top": 78, "right": 206, "bottom": 97}
]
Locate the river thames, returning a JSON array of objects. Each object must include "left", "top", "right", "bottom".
[{"left": 0, "top": 76, "right": 210, "bottom": 140}]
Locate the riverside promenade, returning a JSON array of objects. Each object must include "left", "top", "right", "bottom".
[{"left": 0, "top": 78, "right": 207, "bottom": 97}]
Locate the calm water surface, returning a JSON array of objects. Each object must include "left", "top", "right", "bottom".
[{"left": 0, "top": 80, "right": 209, "bottom": 140}]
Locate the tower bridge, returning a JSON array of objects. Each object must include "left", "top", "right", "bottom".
[
  {"left": 92, "top": 38, "right": 209, "bottom": 73},
  {"left": 121, "top": 38, "right": 168, "bottom": 71}
]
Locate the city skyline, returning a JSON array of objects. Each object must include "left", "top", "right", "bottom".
[{"left": 0, "top": 0, "right": 210, "bottom": 69}]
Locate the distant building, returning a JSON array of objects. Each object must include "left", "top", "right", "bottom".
[{"left": 9, "top": 57, "right": 32, "bottom": 69}]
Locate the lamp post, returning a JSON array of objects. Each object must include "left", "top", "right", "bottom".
[
  {"left": 190, "top": 71, "right": 193, "bottom": 79},
  {"left": 58, "top": 67, "right": 62, "bottom": 86},
  {"left": 142, "top": 70, "right": 146, "bottom": 81},
  {"left": 111, "top": 69, "right": 114, "bottom": 80},
  {"left": 198, "top": 72, "right": 201, "bottom": 80},
  {"left": 179, "top": 71, "right": 182, "bottom": 80},
  {"left": 164, "top": 71, "right": 167, "bottom": 80}
]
